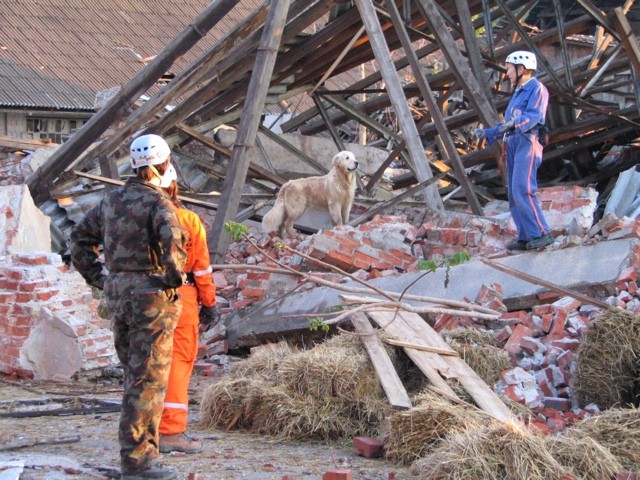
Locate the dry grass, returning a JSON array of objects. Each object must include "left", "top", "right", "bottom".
[
  {"left": 547, "top": 435, "right": 622, "bottom": 480},
  {"left": 444, "top": 327, "right": 502, "bottom": 348},
  {"left": 200, "top": 333, "right": 388, "bottom": 441},
  {"left": 278, "top": 334, "right": 382, "bottom": 402},
  {"left": 230, "top": 341, "right": 298, "bottom": 382},
  {"left": 450, "top": 341, "right": 511, "bottom": 387},
  {"left": 564, "top": 407, "right": 640, "bottom": 470},
  {"left": 574, "top": 309, "right": 640, "bottom": 408},
  {"left": 413, "top": 421, "right": 571, "bottom": 480},
  {"left": 384, "top": 391, "right": 486, "bottom": 465}
]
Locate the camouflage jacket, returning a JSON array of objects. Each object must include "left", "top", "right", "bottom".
[{"left": 69, "top": 178, "right": 187, "bottom": 290}]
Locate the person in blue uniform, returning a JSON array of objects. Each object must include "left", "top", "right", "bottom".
[{"left": 475, "top": 51, "right": 554, "bottom": 251}]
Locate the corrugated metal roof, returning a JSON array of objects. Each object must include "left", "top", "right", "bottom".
[{"left": 0, "top": 0, "right": 264, "bottom": 111}]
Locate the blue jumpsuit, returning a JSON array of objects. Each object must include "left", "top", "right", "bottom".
[{"left": 485, "top": 77, "right": 550, "bottom": 242}]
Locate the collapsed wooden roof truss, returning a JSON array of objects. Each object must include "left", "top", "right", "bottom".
[{"left": 25, "top": 0, "right": 640, "bottom": 260}]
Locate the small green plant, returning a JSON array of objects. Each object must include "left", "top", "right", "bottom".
[
  {"left": 416, "top": 251, "right": 471, "bottom": 288},
  {"left": 224, "top": 221, "right": 248, "bottom": 241},
  {"left": 308, "top": 317, "right": 330, "bottom": 333}
]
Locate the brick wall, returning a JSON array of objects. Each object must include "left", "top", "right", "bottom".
[{"left": 0, "top": 252, "right": 117, "bottom": 379}]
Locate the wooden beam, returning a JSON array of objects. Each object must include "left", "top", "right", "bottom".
[
  {"left": 481, "top": 257, "right": 612, "bottom": 310},
  {"left": 348, "top": 173, "right": 447, "bottom": 227},
  {"left": 208, "top": 0, "right": 291, "bottom": 263},
  {"left": 24, "top": 0, "right": 237, "bottom": 204},
  {"left": 354, "top": 0, "right": 443, "bottom": 211},
  {"left": 609, "top": 7, "right": 640, "bottom": 79},
  {"left": 387, "top": 0, "right": 484, "bottom": 215},
  {"left": 351, "top": 312, "right": 412, "bottom": 410},
  {"left": 0, "top": 135, "right": 58, "bottom": 151},
  {"left": 257, "top": 126, "right": 328, "bottom": 174},
  {"left": 68, "top": 2, "right": 272, "bottom": 173},
  {"left": 414, "top": 0, "right": 500, "bottom": 128},
  {"left": 176, "top": 123, "right": 286, "bottom": 186}
]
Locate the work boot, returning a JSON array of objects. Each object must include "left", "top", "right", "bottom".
[
  {"left": 506, "top": 239, "right": 527, "bottom": 251},
  {"left": 526, "top": 234, "right": 554, "bottom": 250},
  {"left": 159, "top": 433, "right": 202, "bottom": 454},
  {"left": 121, "top": 461, "right": 177, "bottom": 480}
]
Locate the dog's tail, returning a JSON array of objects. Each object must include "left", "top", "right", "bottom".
[{"left": 262, "top": 194, "right": 286, "bottom": 233}]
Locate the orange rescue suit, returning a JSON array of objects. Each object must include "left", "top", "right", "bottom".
[{"left": 160, "top": 206, "right": 216, "bottom": 435}]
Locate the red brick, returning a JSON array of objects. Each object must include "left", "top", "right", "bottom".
[
  {"left": 527, "top": 419, "right": 552, "bottom": 435},
  {"left": 532, "top": 304, "right": 552, "bottom": 316},
  {"left": 543, "top": 397, "right": 572, "bottom": 411},
  {"left": 502, "top": 385, "right": 525, "bottom": 403},
  {"left": 232, "top": 299, "right": 253, "bottom": 310},
  {"left": 323, "top": 470, "right": 352, "bottom": 480},
  {"left": 546, "top": 416, "right": 566, "bottom": 432},
  {"left": 504, "top": 324, "right": 533, "bottom": 355},
  {"left": 433, "top": 314, "right": 460, "bottom": 332},
  {"left": 494, "top": 326, "right": 513, "bottom": 343},
  {"left": 551, "top": 297, "right": 582, "bottom": 314},
  {"left": 617, "top": 267, "right": 638, "bottom": 284},
  {"left": 353, "top": 436, "right": 384, "bottom": 458},
  {"left": 538, "top": 313, "right": 553, "bottom": 333},
  {"left": 241, "top": 288, "right": 266, "bottom": 300},
  {"left": 500, "top": 310, "right": 529, "bottom": 324}
]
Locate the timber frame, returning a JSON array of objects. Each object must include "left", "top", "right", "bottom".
[{"left": 24, "top": 0, "right": 640, "bottom": 261}]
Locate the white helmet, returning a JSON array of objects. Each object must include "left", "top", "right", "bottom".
[
  {"left": 159, "top": 164, "right": 177, "bottom": 188},
  {"left": 505, "top": 51, "right": 537, "bottom": 71},
  {"left": 130, "top": 134, "right": 171, "bottom": 169}
]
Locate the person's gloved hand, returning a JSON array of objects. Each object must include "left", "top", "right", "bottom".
[
  {"left": 199, "top": 305, "right": 218, "bottom": 326},
  {"left": 473, "top": 128, "right": 486, "bottom": 140},
  {"left": 498, "top": 118, "right": 515, "bottom": 133}
]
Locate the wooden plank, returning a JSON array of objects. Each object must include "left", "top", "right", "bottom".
[
  {"left": 395, "top": 311, "right": 511, "bottom": 422},
  {"left": 208, "top": 0, "right": 291, "bottom": 264},
  {"left": 367, "top": 310, "right": 460, "bottom": 399},
  {"left": 351, "top": 313, "right": 412, "bottom": 410}
]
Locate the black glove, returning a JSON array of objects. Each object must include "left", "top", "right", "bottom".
[
  {"left": 498, "top": 118, "right": 515, "bottom": 133},
  {"left": 199, "top": 305, "right": 218, "bottom": 326}
]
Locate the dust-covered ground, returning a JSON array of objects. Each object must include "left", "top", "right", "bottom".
[{"left": 0, "top": 374, "right": 416, "bottom": 480}]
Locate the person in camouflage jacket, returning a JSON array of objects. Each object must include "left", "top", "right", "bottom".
[{"left": 70, "top": 134, "right": 187, "bottom": 480}]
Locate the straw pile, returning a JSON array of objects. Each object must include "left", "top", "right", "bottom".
[
  {"left": 384, "top": 391, "right": 486, "bottom": 465},
  {"left": 574, "top": 309, "right": 640, "bottom": 408},
  {"left": 230, "top": 340, "right": 298, "bottom": 382},
  {"left": 564, "top": 407, "right": 640, "bottom": 470},
  {"left": 413, "top": 421, "right": 572, "bottom": 479},
  {"left": 546, "top": 435, "right": 622, "bottom": 479},
  {"left": 200, "top": 334, "right": 389, "bottom": 440},
  {"left": 450, "top": 342, "right": 511, "bottom": 387}
]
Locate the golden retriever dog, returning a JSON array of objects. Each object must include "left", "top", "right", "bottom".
[{"left": 262, "top": 151, "right": 359, "bottom": 237}]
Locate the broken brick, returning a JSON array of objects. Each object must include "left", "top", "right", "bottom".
[
  {"left": 322, "top": 470, "right": 353, "bottom": 480},
  {"left": 353, "top": 436, "right": 384, "bottom": 458}
]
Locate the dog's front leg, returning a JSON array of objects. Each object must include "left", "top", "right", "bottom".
[{"left": 328, "top": 203, "right": 343, "bottom": 226}]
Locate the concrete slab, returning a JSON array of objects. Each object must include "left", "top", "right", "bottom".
[{"left": 225, "top": 238, "right": 637, "bottom": 349}]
